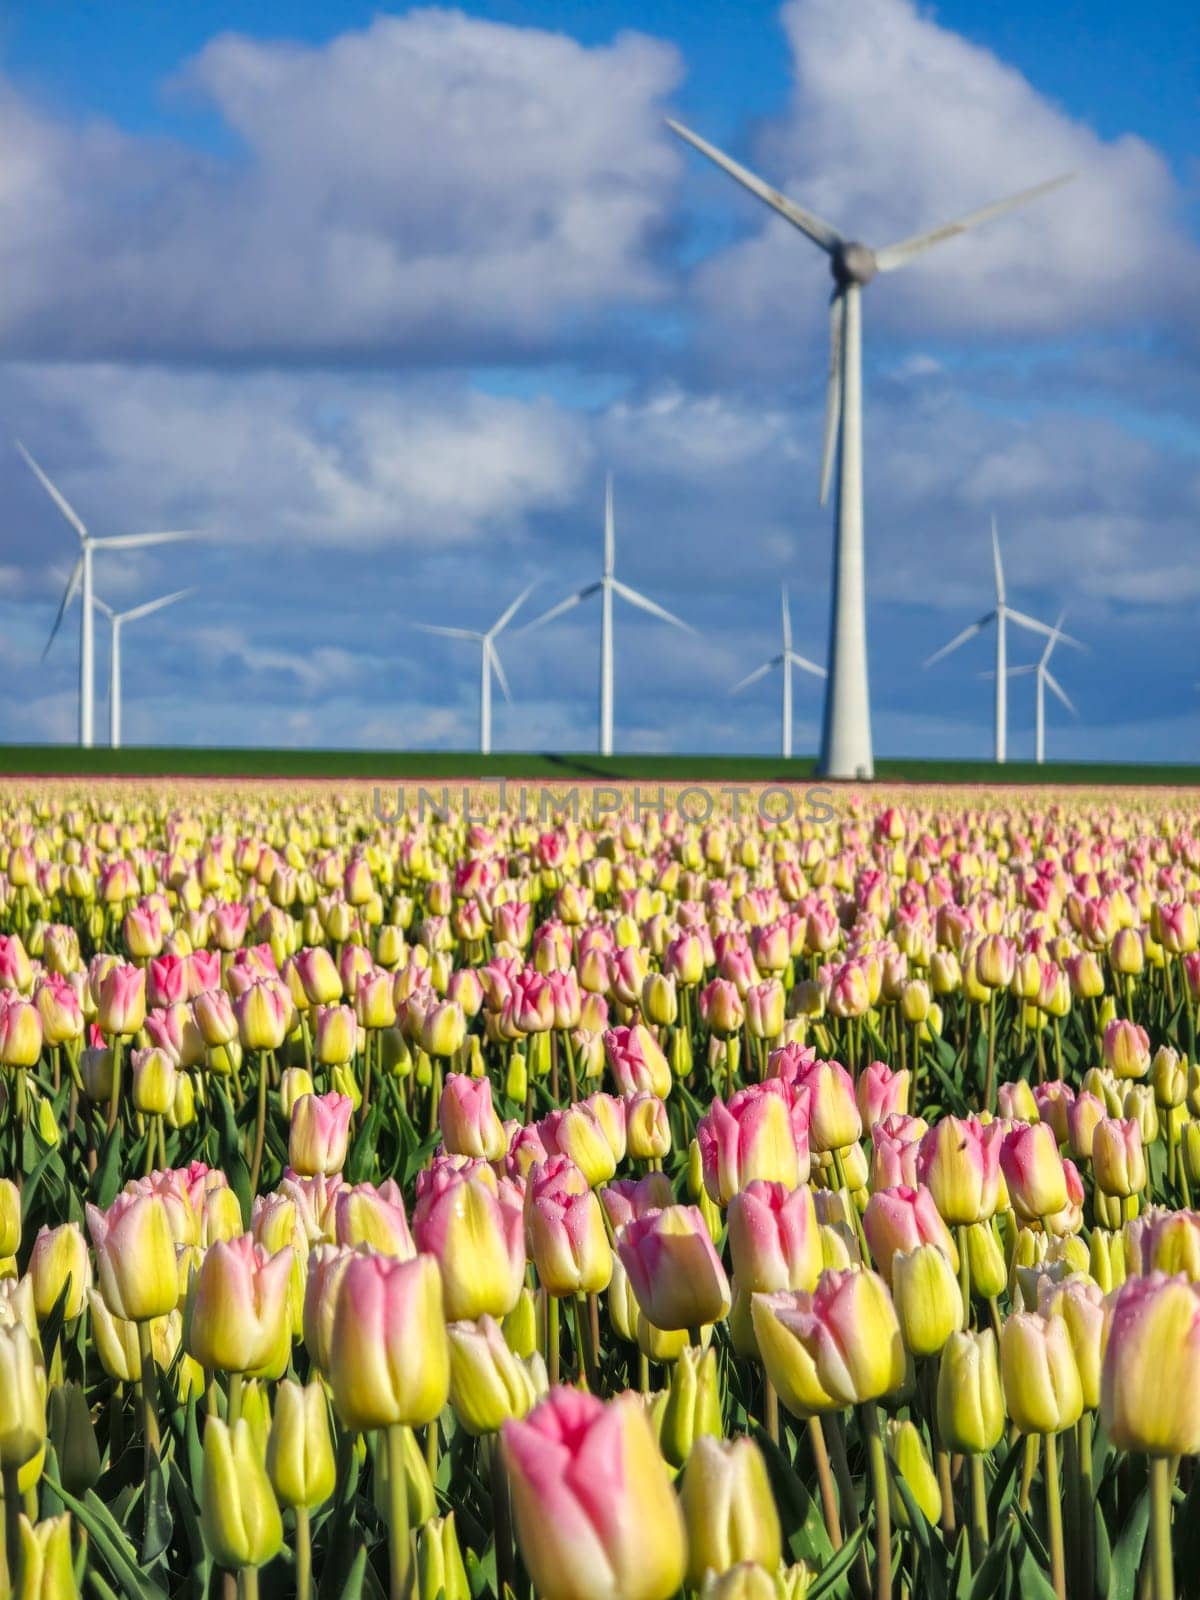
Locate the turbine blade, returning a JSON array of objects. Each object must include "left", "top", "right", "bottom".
[
  {"left": 991, "top": 514, "right": 1006, "bottom": 605},
  {"left": 665, "top": 118, "right": 841, "bottom": 252},
  {"left": 91, "top": 593, "right": 115, "bottom": 620},
  {"left": 786, "top": 650, "right": 827, "bottom": 679},
  {"left": 604, "top": 472, "right": 615, "bottom": 578},
  {"left": 412, "top": 623, "right": 481, "bottom": 641},
  {"left": 489, "top": 581, "right": 538, "bottom": 640},
  {"left": 488, "top": 639, "right": 512, "bottom": 704},
  {"left": 731, "top": 659, "right": 778, "bottom": 695},
  {"left": 780, "top": 584, "right": 792, "bottom": 652},
  {"left": 1006, "top": 607, "right": 1084, "bottom": 649},
  {"left": 819, "top": 292, "right": 845, "bottom": 508},
  {"left": 16, "top": 442, "right": 88, "bottom": 542},
  {"left": 121, "top": 587, "right": 193, "bottom": 624},
  {"left": 42, "top": 557, "right": 84, "bottom": 659},
  {"left": 1041, "top": 609, "right": 1067, "bottom": 667},
  {"left": 611, "top": 579, "right": 695, "bottom": 632},
  {"left": 92, "top": 530, "right": 199, "bottom": 550},
  {"left": 1043, "top": 669, "right": 1078, "bottom": 717},
  {"left": 979, "top": 665, "right": 1036, "bottom": 678},
  {"left": 873, "top": 173, "right": 1076, "bottom": 271},
  {"left": 923, "top": 613, "right": 993, "bottom": 668},
  {"left": 517, "top": 584, "right": 600, "bottom": 634}
]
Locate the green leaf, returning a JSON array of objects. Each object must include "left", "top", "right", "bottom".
[
  {"left": 969, "top": 1518, "right": 1015, "bottom": 1600},
  {"left": 1014, "top": 1542, "right": 1060, "bottom": 1600},
  {"left": 1108, "top": 1486, "right": 1150, "bottom": 1600},
  {"left": 90, "top": 1127, "right": 124, "bottom": 1208},
  {"left": 752, "top": 1424, "right": 835, "bottom": 1567},
  {"left": 346, "top": 1101, "right": 382, "bottom": 1184},
  {"left": 46, "top": 1479, "right": 168, "bottom": 1600},
  {"left": 140, "top": 1448, "right": 173, "bottom": 1566},
  {"left": 335, "top": 1547, "right": 369, "bottom": 1600},
  {"left": 805, "top": 1519, "right": 869, "bottom": 1600}
]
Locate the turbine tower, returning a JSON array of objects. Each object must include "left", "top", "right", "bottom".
[
  {"left": 731, "top": 586, "right": 826, "bottom": 760},
  {"left": 1000, "top": 613, "right": 1077, "bottom": 764},
  {"left": 20, "top": 443, "right": 199, "bottom": 747},
  {"left": 523, "top": 473, "right": 693, "bottom": 757},
  {"left": 924, "top": 519, "right": 1080, "bottom": 762},
  {"left": 666, "top": 119, "right": 1072, "bottom": 780},
  {"left": 414, "top": 584, "right": 535, "bottom": 754},
  {"left": 93, "top": 589, "right": 192, "bottom": 748}
]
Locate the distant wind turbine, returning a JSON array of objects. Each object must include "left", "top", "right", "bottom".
[
  {"left": 20, "top": 442, "right": 200, "bottom": 747},
  {"left": 93, "top": 589, "right": 193, "bottom": 749},
  {"left": 667, "top": 117, "right": 1073, "bottom": 781},
  {"left": 924, "top": 518, "right": 1081, "bottom": 762},
  {"left": 414, "top": 584, "right": 536, "bottom": 754},
  {"left": 731, "top": 586, "right": 826, "bottom": 760},
  {"left": 989, "top": 612, "right": 1077, "bottom": 765},
  {"left": 521, "top": 473, "right": 694, "bottom": 757}
]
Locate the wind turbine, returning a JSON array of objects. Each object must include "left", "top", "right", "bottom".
[
  {"left": 414, "top": 584, "right": 536, "bottom": 754},
  {"left": 522, "top": 473, "right": 694, "bottom": 756},
  {"left": 924, "top": 518, "right": 1081, "bottom": 762},
  {"left": 92, "top": 589, "right": 192, "bottom": 749},
  {"left": 731, "top": 586, "right": 826, "bottom": 760},
  {"left": 20, "top": 443, "right": 199, "bottom": 747},
  {"left": 666, "top": 118, "right": 1073, "bottom": 781},
  {"left": 991, "top": 612, "right": 1077, "bottom": 765}
]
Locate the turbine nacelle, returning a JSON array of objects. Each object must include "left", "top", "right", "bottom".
[{"left": 833, "top": 242, "right": 877, "bottom": 288}]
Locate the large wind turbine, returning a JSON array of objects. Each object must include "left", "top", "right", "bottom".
[
  {"left": 93, "top": 589, "right": 192, "bottom": 748},
  {"left": 667, "top": 119, "right": 1072, "bottom": 780},
  {"left": 522, "top": 473, "right": 693, "bottom": 757},
  {"left": 924, "top": 519, "right": 1080, "bottom": 762},
  {"left": 414, "top": 584, "right": 535, "bottom": 754},
  {"left": 20, "top": 443, "right": 199, "bottom": 747},
  {"left": 999, "top": 612, "right": 1077, "bottom": 765},
  {"left": 731, "top": 586, "right": 826, "bottom": 760}
]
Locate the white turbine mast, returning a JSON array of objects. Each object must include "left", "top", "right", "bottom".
[
  {"left": 414, "top": 584, "right": 536, "bottom": 755},
  {"left": 21, "top": 442, "right": 200, "bottom": 748},
  {"left": 731, "top": 585, "right": 826, "bottom": 760},
  {"left": 924, "top": 518, "right": 1082, "bottom": 762},
  {"left": 93, "top": 589, "right": 193, "bottom": 748},
  {"left": 990, "top": 610, "right": 1078, "bottom": 764},
  {"left": 521, "top": 472, "right": 694, "bottom": 757},
  {"left": 666, "top": 119, "right": 1073, "bottom": 780}
]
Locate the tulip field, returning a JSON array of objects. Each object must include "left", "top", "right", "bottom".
[{"left": 2, "top": 780, "right": 1200, "bottom": 1600}]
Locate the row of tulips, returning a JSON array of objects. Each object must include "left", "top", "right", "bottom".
[{"left": 0, "top": 783, "right": 1197, "bottom": 1600}]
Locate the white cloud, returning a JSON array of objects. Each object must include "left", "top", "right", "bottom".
[
  {"left": 0, "top": 10, "right": 682, "bottom": 360},
  {"left": 689, "top": 0, "right": 1198, "bottom": 347}
]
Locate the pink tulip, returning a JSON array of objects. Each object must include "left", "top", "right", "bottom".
[
  {"left": 999, "top": 1122, "right": 1069, "bottom": 1221},
  {"left": 439, "top": 1073, "right": 506, "bottom": 1162},
  {"left": 96, "top": 963, "right": 146, "bottom": 1036},
  {"left": 727, "top": 1180, "right": 822, "bottom": 1294},
  {"left": 699, "top": 978, "right": 744, "bottom": 1037},
  {"left": 616, "top": 1205, "right": 730, "bottom": 1331},
  {"left": 855, "top": 1060, "right": 910, "bottom": 1128},
  {"left": 696, "top": 1082, "right": 809, "bottom": 1205},
  {"left": 210, "top": 901, "right": 250, "bottom": 952},
  {"left": 862, "top": 1184, "right": 958, "bottom": 1283},
  {"left": 332, "top": 1180, "right": 416, "bottom": 1258},
  {"left": 916, "top": 1115, "right": 1004, "bottom": 1225},
  {"left": 186, "top": 1234, "right": 293, "bottom": 1375},
  {"left": 288, "top": 1093, "right": 353, "bottom": 1177},
  {"left": 186, "top": 948, "right": 222, "bottom": 998},
  {"left": 328, "top": 1252, "right": 449, "bottom": 1431},
  {"left": 502, "top": 1388, "right": 686, "bottom": 1600},
  {"left": 792, "top": 1057, "right": 862, "bottom": 1153},
  {"left": 600, "top": 1173, "right": 674, "bottom": 1234},
  {"left": 414, "top": 1170, "right": 526, "bottom": 1319},
  {"left": 526, "top": 1162, "right": 612, "bottom": 1298},
  {"left": 146, "top": 954, "right": 188, "bottom": 1010}
]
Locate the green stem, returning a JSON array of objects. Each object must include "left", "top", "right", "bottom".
[
  {"left": 239, "top": 1567, "right": 259, "bottom": 1600},
  {"left": 572, "top": 1294, "right": 596, "bottom": 1391},
  {"left": 360, "top": 1030, "right": 375, "bottom": 1128},
  {"left": 985, "top": 989, "right": 997, "bottom": 1112},
  {"left": 294, "top": 1508, "right": 312, "bottom": 1600},
  {"left": 828, "top": 1413, "right": 871, "bottom": 1600},
  {"left": 863, "top": 1401, "right": 892, "bottom": 1600},
  {"left": 248, "top": 1050, "right": 270, "bottom": 1194},
  {"left": 1077, "top": 1415, "right": 1094, "bottom": 1600},
  {"left": 1, "top": 1464, "right": 19, "bottom": 1598},
  {"left": 1045, "top": 1431, "right": 1066, "bottom": 1600},
  {"left": 808, "top": 1417, "right": 843, "bottom": 1552},
  {"left": 969, "top": 1453, "right": 988, "bottom": 1569},
  {"left": 1150, "top": 1455, "right": 1176, "bottom": 1600},
  {"left": 547, "top": 1295, "right": 561, "bottom": 1387},
  {"left": 386, "top": 1424, "right": 413, "bottom": 1600},
  {"left": 106, "top": 1034, "right": 123, "bottom": 1135},
  {"left": 228, "top": 1372, "right": 244, "bottom": 1427},
  {"left": 489, "top": 1436, "right": 515, "bottom": 1600},
  {"left": 957, "top": 1225, "right": 972, "bottom": 1327}
]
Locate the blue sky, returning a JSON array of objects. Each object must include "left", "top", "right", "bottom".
[{"left": 0, "top": 0, "right": 1196, "bottom": 759}]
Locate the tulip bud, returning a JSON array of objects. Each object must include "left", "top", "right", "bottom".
[
  {"left": 892, "top": 1244, "right": 963, "bottom": 1357},
  {"left": 288, "top": 1093, "right": 353, "bottom": 1178},
  {"left": 87, "top": 1194, "right": 179, "bottom": 1323},
  {"left": 29, "top": 1224, "right": 91, "bottom": 1323},
  {"left": 201, "top": 1417, "right": 284, "bottom": 1570},
  {"left": 0, "top": 1180, "right": 20, "bottom": 1259},
  {"left": 937, "top": 1330, "right": 1004, "bottom": 1454},
  {"left": 887, "top": 1418, "right": 941, "bottom": 1528},
  {"left": 15, "top": 1513, "right": 78, "bottom": 1600},
  {"left": 328, "top": 1254, "right": 450, "bottom": 1431},
  {"left": 416, "top": 1514, "right": 471, "bottom": 1600},
  {"left": 1152, "top": 1046, "right": 1187, "bottom": 1110},
  {"left": 660, "top": 1344, "right": 722, "bottom": 1468},
  {"left": 0, "top": 1324, "right": 48, "bottom": 1468},
  {"left": 1000, "top": 1312, "right": 1083, "bottom": 1435},
  {"left": 962, "top": 1219, "right": 1008, "bottom": 1301},
  {"left": 681, "top": 1436, "right": 782, "bottom": 1588},
  {"left": 266, "top": 1379, "right": 335, "bottom": 1510},
  {"left": 446, "top": 1315, "right": 546, "bottom": 1436},
  {"left": 626, "top": 1093, "right": 672, "bottom": 1162},
  {"left": 1092, "top": 1118, "right": 1146, "bottom": 1198},
  {"left": 617, "top": 1205, "right": 730, "bottom": 1332}
]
